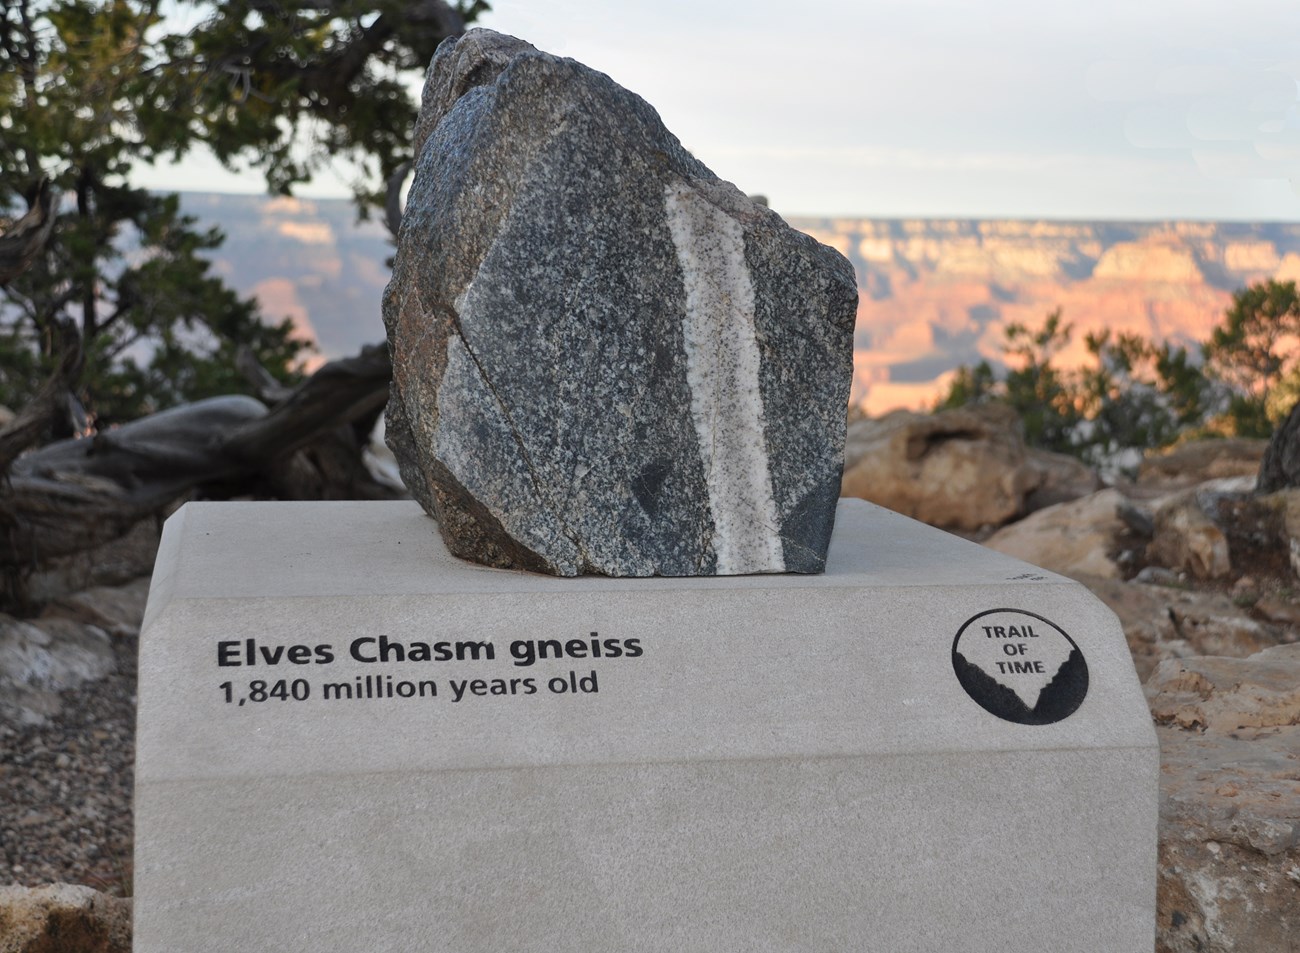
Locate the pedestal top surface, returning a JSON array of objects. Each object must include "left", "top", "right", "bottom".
[{"left": 149, "top": 499, "right": 1068, "bottom": 607}]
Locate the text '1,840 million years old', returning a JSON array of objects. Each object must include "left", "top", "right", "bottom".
[{"left": 213, "top": 632, "right": 642, "bottom": 709}]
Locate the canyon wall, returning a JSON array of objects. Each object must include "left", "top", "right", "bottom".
[
  {"left": 789, "top": 218, "right": 1300, "bottom": 414},
  {"left": 184, "top": 194, "right": 1300, "bottom": 416}
]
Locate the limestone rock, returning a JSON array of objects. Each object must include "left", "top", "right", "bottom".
[
  {"left": 1079, "top": 575, "right": 1280, "bottom": 681},
  {"left": 983, "top": 489, "right": 1127, "bottom": 579},
  {"left": 1146, "top": 647, "right": 1300, "bottom": 953},
  {"left": 1138, "top": 438, "right": 1267, "bottom": 489},
  {"left": 1147, "top": 643, "right": 1300, "bottom": 733},
  {"left": 0, "top": 884, "right": 131, "bottom": 953},
  {"left": 840, "top": 404, "right": 1038, "bottom": 530},
  {"left": 384, "top": 30, "right": 857, "bottom": 576},
  {"left": 1148, "top": 490, "right": 1232, "bottom": 580},
  {"left": 1256, "top": 594, "right": 1300, "bottom": 626},
  {"left": 0, "top": 615, "right": 115, "bottom": 727},
  {"left": 40, "top": 578, "right": 150, "bottom": 638},
  {"left": 1133, "top": 565, "right": 1179, "bottom": 586},
  {"left": 1022, "top": 447, "right": 1102, "bottom": 513}
]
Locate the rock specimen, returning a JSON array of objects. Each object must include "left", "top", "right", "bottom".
[
  {"left": 384, "top": 30, "right": 858, "bottom": 576},
  {"left": 1147, "top": 489, "right": 1234, "bottom": 580},
  {"left": 1138, "top": 437, "right": 1268, "bottom": 489}
]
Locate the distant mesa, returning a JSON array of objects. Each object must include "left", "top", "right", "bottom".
[{"left": 1091, "top": 240, "right": 1204, "bottom": 283}]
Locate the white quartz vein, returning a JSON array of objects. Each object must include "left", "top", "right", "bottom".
[{"left": 664, "top": 181, "right": 785, "bottom": 573}]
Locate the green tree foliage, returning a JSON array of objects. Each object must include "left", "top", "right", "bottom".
[
  {"left": 937, "top": 276, "right": 1300, "bottom": 469},
  {"left": 0, "top": 0, "right": 482, "bottom": 428},
  {"left": 166, "top": 0, "right": 489, "bottom": 205},
  {"left": 936, "top": 309, "right": 1084, "bottom": 455},
  {"left": 1204, "top": 279, "right": 1300, "bottom": 437},
  {"left": 935, "top": 360, "right": 997, "bottom": 409},
  {"left": 1076, "top": 330, "right": 1209, "bottom": 461},
  {"left": 999, "top": 308, "right": 1081, "bottom": 454}
]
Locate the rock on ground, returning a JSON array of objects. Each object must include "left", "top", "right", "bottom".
[
  {"left": 38, "top": 579, "right": 150, "bottom": 638},
  {"left": 1, "top": 580, "right": 139, "bottom": 891},
  {"left": 0, "top": 884, "right": 130, "bottom": 953},
  {"left": 1080, "top": 575, "right": 1287, "bottom": 682},
  {"left": 17, "top": 518, "right": 161, "bottom": 609},
  {"left": 1023, "top": 447, "right": 1103, "bottom": 513},
  {"left": 840, "top": 404, "right": 1042, "bottom": 530},
  {"left": 385, "top": 29, "right": 857, "bottom": 576},
  {"left": 0, "top": 578, "right": 146, "bottom": 728},
  {"left": 1148, "top": 489, "right": 1234, "bottom": 580},
  {"left": 1138, "top": 438, "right": 1269, "bottom": 489},
  {"left": 983, "top": 488, "right": 1130, "bottom": 579},
  {"left": 0, "top": 617, "right": 117, "bottom": 727},
  {"left": 1147, "top": 645, "right": 1300, "bottom": 953}
]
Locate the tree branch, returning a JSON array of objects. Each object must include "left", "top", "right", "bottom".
[
  {"left": 1, "top": 343, "right": 397, "bottom": 579},
  {"left": 0, "top": 179, "right": 57, "bottom": 287},
  {"left": 0, "top": 314, "right": 83, "bottom": 474},
  {"left": 224, "top": 343, "right": 391, "bottom": 461},
  {"left": 235, "top": 343, "right": 295, "bottom": 404}
]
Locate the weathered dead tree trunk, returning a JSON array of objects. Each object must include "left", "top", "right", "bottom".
[
  {"left": 0, "top": 316, "right": 84, "bottom": 474},
  {"left": 1, "top": 344, "right": 398, "bottom": 601},
  {"left": 2, "top": 189, "right": 403, "bottom": 608}
]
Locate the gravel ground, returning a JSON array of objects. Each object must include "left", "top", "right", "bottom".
[{"left": 0, "top": 631, "right": 137, "bottom": 897}]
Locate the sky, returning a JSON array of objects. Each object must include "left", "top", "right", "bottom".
[{"left": 139, "top": 0, "right": 1300, "bottom": 221}]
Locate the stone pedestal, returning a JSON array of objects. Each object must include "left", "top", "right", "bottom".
[{"left": 133, "top": 499, "right": 1157, "bottom": 952}]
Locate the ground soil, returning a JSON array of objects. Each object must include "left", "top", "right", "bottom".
[{"left": 0, "top": 632, "right": 137, "bottom": 897}]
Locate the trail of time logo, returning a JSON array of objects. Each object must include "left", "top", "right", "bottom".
[{"left": 951, "top": 609, "right": 1088, "bottom": 725}]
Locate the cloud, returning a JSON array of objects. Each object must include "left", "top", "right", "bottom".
[{"left": 1088, "top": 44, "right": 1300, "bottom": 192}]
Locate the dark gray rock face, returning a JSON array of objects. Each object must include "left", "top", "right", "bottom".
[{"left": 384, "top": 29, "right": 858, "bottom": 576}]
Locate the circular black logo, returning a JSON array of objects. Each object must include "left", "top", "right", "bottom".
[{"left": 951, "top": 608, "right": 1088, "bottom": 725}]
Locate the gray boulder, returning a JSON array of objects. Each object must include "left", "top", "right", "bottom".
[
  {"left": 384, "top": 30, "right": 858, "bottom": 576},
  {"left": 0, "top": 614, "right": 116, "bottom": 727}
]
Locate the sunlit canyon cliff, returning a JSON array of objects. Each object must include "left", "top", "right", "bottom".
[
  {"left": 791, "top": 217, "right": 1300, "bottom": 413},
  {"left": 186, "top": 194, "right": 1300, "bottom": 415}
]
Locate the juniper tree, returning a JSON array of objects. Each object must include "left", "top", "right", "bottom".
[{"left": 0, "top": 0, "right": 484, "bottom": 429}]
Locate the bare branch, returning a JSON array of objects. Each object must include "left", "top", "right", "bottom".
[
  {"left": 0, "top": 179, "right": 57, "bottom": 287},
  {"left": 223, "top": 343, "right": 390, "bottom": 461},
  {"left": 235, "top": 344, "right": 295, "bottom": 404},
  {"left": 0, "top": 315, "right": 82, "bottom": 474},
  {"left": 0, "top": 343, "right": 396, "bottom": 581}
]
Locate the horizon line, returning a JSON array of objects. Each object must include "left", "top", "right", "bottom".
[{"left": 162, "top": 188, "right": 1300, "bottom": 228}]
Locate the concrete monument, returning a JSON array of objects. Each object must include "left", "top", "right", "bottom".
[
  {"left": 133, "top": 499, "right": 1158, "bottom": 952},
  {"left": 133, "top": 29, "right": 1156, "bottom": 953}
]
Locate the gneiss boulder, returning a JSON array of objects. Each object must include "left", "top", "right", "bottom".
[{"left": 384, "top": 30, "right": 857, "bottom": 576}]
